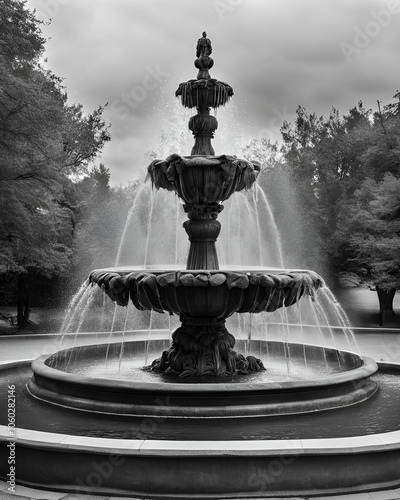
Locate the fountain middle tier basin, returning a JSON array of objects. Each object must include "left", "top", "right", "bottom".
[
  {"left": 27, "top": 339, "right": 378, "bottom": 417},
  {"left": 89, "top": 267, "right": 324, "bottom": 316},
  {"left": 147, "top": 154, "right": 260, "bottom": 207}
]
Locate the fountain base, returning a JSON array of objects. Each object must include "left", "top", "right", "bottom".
[
  {"left": 27, "top": 339, "right": 378, "bottom": 418},
  {"left": 2, "top": 355, "right": 400, "bottom": 499},
  {"left": 151, "top": 319, "right": 265, "bottom": 377}
]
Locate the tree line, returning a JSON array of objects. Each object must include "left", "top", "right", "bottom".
[{"left": 248, "top": 93, "right": 399, "bottom": 325}]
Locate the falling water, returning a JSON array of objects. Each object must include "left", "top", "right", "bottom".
[
  {"left": 252, "top": 188, "right": 263, "bottom": 266},
  {"left": 254, "top": 184, "right": 285, "bottom": 268},
  {"left": 144, "top": 187, "right": 156, "bottom": 266},
  {"left": 276, "top": 298, "right": 292, "bottom": 374},
  {"left": 296, "top": 299, "right": 308, "bottom": 371},
  {"left": 218, "top": 186, "right": 283, "bottom": 268},
  {"left": 117, "top": 305, "right": 130, "bottom": 374},
  {"left": 59, "top": 171, "right": 360, "bottom": 376},
  {"left": 59, "top": 281, "right": 89, "bottom": 336},
  {"left": 59, "top": 282, "right": 95, "bottom": 344},
  {"left": 115, "top": 183, "right": 148, "bottom": 266},
  {"left": 65, "top": 286, "right": 100, "bottom": 368},
  {"left": 144, "top": 311, "right": 155, "bottom": 366},
  {"left": 106, "top": 302, "right": 123, "bottom": 367},
  {"left": 174, "top": 198, "right": 181, "bottom": 265},
  {"left": 316, "top": 287, "right": 359, "bottom": 352},
  {"left": 312, "top": 293, "right": 346, "bottom": 370}
]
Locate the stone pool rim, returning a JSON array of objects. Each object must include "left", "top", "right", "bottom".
[{"left": 26, "top": 340, "right": 379, "bottom": 417}]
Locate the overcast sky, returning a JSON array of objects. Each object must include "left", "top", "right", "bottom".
[{"left": 26, "top": 0, "right": 400, "bottom": 185}]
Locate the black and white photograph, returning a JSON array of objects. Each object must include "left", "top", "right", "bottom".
[{"left": 1, "top": 0, "right": 400, "bottom": 499}]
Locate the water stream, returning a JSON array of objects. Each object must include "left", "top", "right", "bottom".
[{"left": 58, "top": 181, "right": 359, "bottom": 376}]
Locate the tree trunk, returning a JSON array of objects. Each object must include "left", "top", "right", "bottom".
[
  {"left": 17, "top": 274, "right": 30, "bottom": 329},
  {"left": 376, "top": 287, "right": 396, "bottom": 326}
]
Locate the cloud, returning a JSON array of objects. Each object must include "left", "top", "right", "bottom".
[{"left": 26, "top": 0, "right": 400, "bottom": 184}]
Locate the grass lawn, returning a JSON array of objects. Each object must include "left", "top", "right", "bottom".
[{"left": 0, "top": 306, "right": 66, "bottom": 335}]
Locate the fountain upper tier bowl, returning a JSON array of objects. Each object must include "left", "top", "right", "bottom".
[
  {"left": 89, "top": 267, "right": 324, "bottom": 317},
  {"left": 176, "top": 78, "right": 234, "bottom": 109}
]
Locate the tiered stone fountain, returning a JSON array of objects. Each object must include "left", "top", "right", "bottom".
[
  {"left": 87, "top": 31, "right": 324, "bottom": 379},
  {"left": 27, "top": 32, "right": 376, "bottom": 419},
  {"left": 3, "top": 34, "right": 400, "bottom": 499}
]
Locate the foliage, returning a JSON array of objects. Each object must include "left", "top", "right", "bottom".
[
  {"left": 336, "top": 174, "right": 400, "bottom": 291},
  {"left": 280, "top": 93, "right": 400, "bottom": 290},
  {"left": 0, "top": 0, "right": 45, "bottom": 66},
  {"left": 0, "top": 0, "right": 110, "bottom": 323},
  {"left": 62, "top": 104, "right": 111, "bottom": 178},
  {"left": 241, "top": 137, "right": 280, "bottom": 171}
]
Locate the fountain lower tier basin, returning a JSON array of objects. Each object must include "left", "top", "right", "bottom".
[
  {"left": 1, "top": 358, "right": 400, "bottom": 498},
  {"left": 27, "top": 340, "right": 377, "bottom": 417},
  {"left": 89, "top": 267, "right": 323, "bottom": 314}
]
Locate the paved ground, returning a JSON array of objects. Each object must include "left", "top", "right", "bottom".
[
  {"left": 2, "top": 477, "right": 400, "bottom": 499},
  {"left": 334, "top": 287, "right": 400, "bottom": 329}
]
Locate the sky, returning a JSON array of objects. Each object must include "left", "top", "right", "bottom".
[{"left": 26, "top": 0, "right": 400, "bottom": 185}]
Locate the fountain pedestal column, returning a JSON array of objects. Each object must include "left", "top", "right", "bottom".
[
  {"left": 183, "top": 203, "right": 223, "bottom": 270},
  {"left": 183, "top": 218, "right": 221, "bottom": 270},
  {"left": 189, "top": 110, "right": 218, "bottom": 156}
]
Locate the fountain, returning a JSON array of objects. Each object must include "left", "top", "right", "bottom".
[
  {"left": 80, "top": 32, "right": 322, "bottom": 379},
  {"left": 1, "top": 33, "right": 400, "bottom": 499}
]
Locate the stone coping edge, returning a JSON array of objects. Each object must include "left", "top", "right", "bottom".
[{"left": 1, "top": 424, "right": 400, "bottom": 456}]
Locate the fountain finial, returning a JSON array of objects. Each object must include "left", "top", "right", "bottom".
[
  {"left": 175, "top": 33, "right": 233, "bottom": 155},
  {"left": 196, "top": 32, "right": 212, "bottom": 58},
  {"left": 195, "top": 31, "right": 214, "bottom": 80},
  {"left": 175, "top": 33, "right": 233, "bottom": 118}
]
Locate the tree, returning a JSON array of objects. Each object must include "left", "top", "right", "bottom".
[
  {"left": 0, "top": 0, "right": 45, "bottom": 66},
  {"left": 281, "top": 92, "right": 400, "bottom": 322},
  {"left": 241, "top": 137, "right": 280, "bottom": 170},
  {"left": 280, "top": 106, "right": 345, "bottom": 276},
  {"left": 280, "top": 95, "right": 400, "bottom": 323},
  {"left": 333, "top": 94, "right": 400, "bottom": 324},
  {"left": 0, "top": 0, "right": 110, "bottom": 327},
  {"left": 336, "top": 174, "right": 400, "bottom": 325},
  {"left": 62, "top": 104, "right": 111, "bottom": 178}
]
